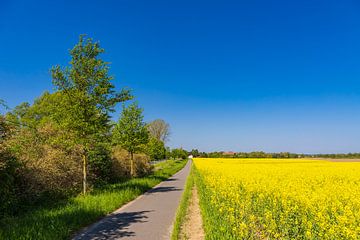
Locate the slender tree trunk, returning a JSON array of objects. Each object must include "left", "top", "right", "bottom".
[
  {"left": 82, "top": 153, "right": 87, "bottom": 195},
  {"left": 130, "top": 152, "right": 134, "bottom": 177}
]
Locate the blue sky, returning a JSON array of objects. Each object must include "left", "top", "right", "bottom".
[{"left": 1, "top": 0, "right": 360, "bottom": 153}]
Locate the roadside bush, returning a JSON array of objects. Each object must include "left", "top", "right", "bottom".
[
  {"left": 0, "top": 116, "right": 18, "bottom": 217},
  {"left": 6, "top": 124, "right": 82, "bottom": 202},
  {"left": 0, "top": 145, "right": 18, "bottom": 217},
  {"left": 111, "top": 146, "right": 152, "bottom": 179}
]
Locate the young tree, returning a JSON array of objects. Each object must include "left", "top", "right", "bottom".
[
  {"left": 147, "top": 119, "right": 170, "bottom": 143},
  {"left": 113, "top": 103, "right": 149, "bottom": 176},
  {"left": 171, "top": 148, "right": 188, "bottom": 160},
  {"left": 145, "top": 137, "right": 166, "bottom": 161},
  {"left": 51, "top": 35, "right": 131, "bottom": 194}
]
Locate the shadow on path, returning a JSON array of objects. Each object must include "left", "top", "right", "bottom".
[
  {"left": 146, "top": 186, "right": 181, "bottom": 194},
  {"left": 163, "top": 178, "right": 177, "bottom": 182},
  {"left": 74, "top": 210, "right": 152, "bottom": 240}
]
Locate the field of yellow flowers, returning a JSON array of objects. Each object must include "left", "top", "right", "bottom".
[{"left": 193, "top": 158, "right": 360, "bottom": 239}]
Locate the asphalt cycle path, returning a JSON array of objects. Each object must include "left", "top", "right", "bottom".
[{"left": 73, "top": 160, "right": 192, "bottom": 240}]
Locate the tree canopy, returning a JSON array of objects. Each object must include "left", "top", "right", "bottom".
[
  {"left": 147, "top": 119, "right": 170, "bottom": 143},
  {"left": 50, "top": 35, "right": 132, "bottom": 193},
  {"left": 113, "top": 102, "right": 149, "bottom": 176}
]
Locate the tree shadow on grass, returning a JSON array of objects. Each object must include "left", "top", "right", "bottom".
[
  {"left": 97, "top": 174, "right": 176, "bottom": 194},
  {"left": 3, "top": 206, "right": 152, "bottom": 239},
  {"left": 73, "top": 210, "right": 152, "bottom": 240}
]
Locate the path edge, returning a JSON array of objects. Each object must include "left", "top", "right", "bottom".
[{"left": 71, "top": 160, "right": 190, "bottom": 240}]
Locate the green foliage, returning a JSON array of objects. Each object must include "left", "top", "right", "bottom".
[
  {"left": 3, "top": 93, "right": 84, "bottom": 202},
  {"left": 51, "top": 35, "right": 131, "bottom": 144},
  {"left": 51, "top": 35, "right": 131, "bottom": 193},
  {"left": 88, "top": 143, "right": 112, "bottom": 185},
  {"left": 0, "top": 117, "right": 19, "bottom": 217},
  {"left": 113, "top": 102, "right": 149, "bottom": 176},
  {"left": 197, "top": 151, "right": 360, "bottom": 159},
  {"left": 0, "top": 116, "right": 9, "bottom": 141},
  {"left": 145, "top": 120, "right": 169, "bottom": 162},
  {"left": 171, "top": 148, "right": 188, "bottom": 160},
  {"left": 111, "top": 146, "right": 152, "bottom": 178},
  {"left": 0, "top": 36, "right": 177, "bottom": 234},
  {"left": 113, "top": 103, "right": 149, "bottom": 155},
  {"left": 198, "top": 151, "right": 301, "bottom": 158},
  {"left": 190, "top": 149, "right": 200, "bottom": 157},
  {"left": 0, "top": 149, "right": 17, "bottom": 217},
  {"left": 145, "top": 137, "right": 166, "bottom": 161},
  {"left": 0, "top": 159, "right": 187, "bottom": 240}
]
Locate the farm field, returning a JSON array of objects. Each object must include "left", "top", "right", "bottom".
[{"left": 193, "top": 158, "right": 360, "bottom": 239}]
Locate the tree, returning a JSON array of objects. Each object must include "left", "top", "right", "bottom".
[
  {"left": 51, "top": 35, "right": 131, "bottom": 194},
  {"left": 147, "top": 119, "right": 170, "bottom": 143},
  {"left": 113, "top": 103, "right": 149, "bottom": 176},
  {"left": 145, "top": 137, "right": 166, "bottom": 161},
  {"left": 190, "top": 149, "right": 200, "bottom": 157},
  {"left": 171, "top": 148, "right": 188, "bottom": 160}
]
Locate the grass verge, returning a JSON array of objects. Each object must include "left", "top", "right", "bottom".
[
  {"left": 0, "top": 159, "right": 187, "bottom": 240},
  {"left": 171, "top": 165, "right": 194, "bottom": 240}
]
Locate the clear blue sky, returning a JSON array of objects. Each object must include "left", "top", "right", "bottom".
[{"left": 1, "top": 0, "right": 360, "bottom": 153}]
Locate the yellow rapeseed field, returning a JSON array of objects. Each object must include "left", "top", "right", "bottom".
[{"left": 194, "top": 158, "right": 360, "bottom": 239}]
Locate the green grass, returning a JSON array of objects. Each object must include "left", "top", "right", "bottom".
[
  {"left": 0, "top": 159, "right": 187, "bottom": 240},
  {"left": 171, "top": 166, "right": 194, "bottom": 240}
]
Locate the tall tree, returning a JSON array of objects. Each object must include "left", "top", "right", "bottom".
[
  {"left": 147, "top": 119, "right": 170, "bottom": 143},
  {"left": 51, "top": 35, "right": 131, "bottom": 194},
  {"left": 113, "top": 103, "right": 149, "bottom": 176}
]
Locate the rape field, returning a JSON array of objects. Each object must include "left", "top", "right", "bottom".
[{"left": 194, "top": 158, "right": 360, "bottom": 239}]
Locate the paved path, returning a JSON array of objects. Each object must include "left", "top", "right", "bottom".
[{"left": 73, "top": 160, "right": 192, "bottom": 240}]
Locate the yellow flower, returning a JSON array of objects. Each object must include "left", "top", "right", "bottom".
[{"left": 194, "top": 158, "right": 360, "bottom": 239}]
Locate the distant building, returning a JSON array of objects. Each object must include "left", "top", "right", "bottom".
[{"left": 188, "top": 155, "right": 194, "bottom": 159}]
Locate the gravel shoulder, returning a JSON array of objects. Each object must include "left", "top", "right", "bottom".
[{"left": 179, "top": 186, "right": 205, "bottom": 240}]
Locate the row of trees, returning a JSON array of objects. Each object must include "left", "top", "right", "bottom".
[
  {"left": 307, "top": 153, "right": 360, "bottom": 159},
  {"left": 190, "top": 150, "right": 360, "bottom": 159},
  {"left": 0, "top": 36, "right": 175, "bottom": 217},
  {"left": 196, "top": 151, "right": 300, "bottom": 158}
]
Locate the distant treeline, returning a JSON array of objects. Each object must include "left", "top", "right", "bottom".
[{"left": 188, "top": 150, "right": 360, "bottom": 159}]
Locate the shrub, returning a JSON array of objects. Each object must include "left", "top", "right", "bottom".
[
  {"left": 0, "top": 117, "right": 19, "bottom": 216},
  {"left": 0, "top": 146, "right": 18, "bottom": 217},
  {"left": 6, "top": 124, "right": 82, "bottom": 202},
  {"left": 111, "top": 146, "right": 152, "bottom": 179}
]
